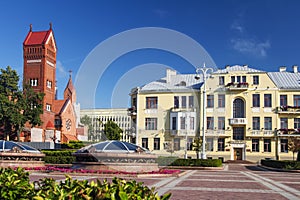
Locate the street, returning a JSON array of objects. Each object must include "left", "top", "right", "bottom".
[{"left": 29, "top": 164, "right": 300, "bottom": 200}]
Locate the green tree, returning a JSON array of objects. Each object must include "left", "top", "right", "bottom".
[
  {"left": 288, "top": 138, "right": 300, "bottom": 161},
  {"left": 0, "top": 66, "right": 44, "bottom": 141},
  {"left": 192, "top": 137, "right": 202, "bottom": 159},
  {"left": 104, "top": 120, "right": 123, "bottom": 140}
]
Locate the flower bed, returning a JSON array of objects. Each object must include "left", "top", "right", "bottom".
[{"left": 20, "top": 166, "right": 181, "bottom": 176}]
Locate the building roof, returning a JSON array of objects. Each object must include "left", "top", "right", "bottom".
[
  {"left": 268, "top": 72, "right": 300, "bottom": 89},
  {"left": 23, "top": 24, "right": 56, "bottom": 47},
  {"left": 139, "top": 70, "right": 203, "bottom": 93},
  {"left": 214, "top": 65, "right": 264, "bottom": 74}
]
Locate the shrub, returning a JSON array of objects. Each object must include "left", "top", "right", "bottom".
[
  {"left": 169, "top": 159, "right": 222, "bottom": 167},
  {"left": 261, "top": 159, "right": 300, "bottom": 170},
  {"left": 0, "top": 168, "right": 35, "bottom": 199},
  {"left": 156, "top": 156, "right": 179, "bottom": 166},
  {"left": 64, "top": 140, "right": 85, "bottom": 149},
  {"left": 0, "top": 167, "right": 171, "bottom": 200},
  {"left": 42, "top": 150, "right": 76, "bottom": 164}
]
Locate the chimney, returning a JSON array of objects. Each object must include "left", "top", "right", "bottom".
[
  {"left": 279, "top": 66, "right": 286, "bottom": 72},
  {"left": 293, "top": 65, "right": 298, "bottom": 73},
  {"left": 166, "top": 69, "right": 176, "bottom": 83}
]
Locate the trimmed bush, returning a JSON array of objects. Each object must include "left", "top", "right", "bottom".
[
  {"left": 0, "top": 167, "right": 171, "bottom": 200},
  {"left": 169, "top": 159, "right": 222, "bottom": 167},
  {"left": 261, "top": 159, "right": 300, "bottom": 170},
  {"left": 42, "top": 150, "right": 76, "bottom": 164},
  {"left": 156, "top": 156, "right": 179, "bottom": 166}
]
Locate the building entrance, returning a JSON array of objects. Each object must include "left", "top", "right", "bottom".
[{"left": 234, "top": 148, "right": 243, "bottom": 160}]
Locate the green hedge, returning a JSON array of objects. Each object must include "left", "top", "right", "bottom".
[
  {"left": 42, "top": 150, "right": 76, "bottom": 164},
  {"left": 169, "top": 159, "right": 222, "bottom": 167},
  {"left": 156, "top": 156, "right": 179, "bottom": 166},
  {"left": 0, "top": 167, "right": 171, "bottom": 200},
  {"left": 261, "top": 159, "right": 300, "bottom": 170}
]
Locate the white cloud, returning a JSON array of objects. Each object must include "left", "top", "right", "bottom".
[
  {"left": 56, "top": 60, "right": 68, "bottom": 77},
  {"left": 231, "top": 38, "right": 271, "bottom": 57}
]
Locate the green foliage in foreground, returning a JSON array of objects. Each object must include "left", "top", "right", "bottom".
[
  {"left": 0, "top": 167, "right": 171, "bottom": 200},
  {"left": 169, "top": 158, "right": 222, "bottom": 167},
  {"left": 156, "top": 156, "right": 179, "bottom": 166},
  {"left": 261, "top": 159, "right": 300, "bottom": 170}
]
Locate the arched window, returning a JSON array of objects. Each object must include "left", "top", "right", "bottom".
[{"left": 233, "top": 98, "right": 245, "bottom": 118}]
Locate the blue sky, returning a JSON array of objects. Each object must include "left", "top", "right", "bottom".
[{"left": 0, "top": 0, "right": 299, "bottom": 109}]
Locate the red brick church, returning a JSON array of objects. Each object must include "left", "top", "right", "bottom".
[{"left": 22, "top": 24, "right": 85, "bottom": 143}]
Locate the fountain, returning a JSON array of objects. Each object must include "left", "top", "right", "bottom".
[
  {"left": 0, "top": 140, "right": 45, "bottom": 168},
  {"left": 73, "top": 140, "right": 159, "bottom": 172}
]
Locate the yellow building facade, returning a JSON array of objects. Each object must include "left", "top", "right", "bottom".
[{"left": 129, "top": 65, "right": 299, "bottom": 162}]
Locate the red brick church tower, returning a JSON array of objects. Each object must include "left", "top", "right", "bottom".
[
  {"left": 22, "top": 24, "right": 83, "bottom": 143},
  {"left": 23, "top": 23, "right": 56, "bottom": 130}
]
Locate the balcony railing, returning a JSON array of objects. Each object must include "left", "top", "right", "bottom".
[
  {"left": 277, "top": 128, "right": 300, "bottom": 135},
  {"left": 249, "top": 130, "right": 273, "bottom": 136},
  {"left": 276, "top": 106, "right": 300, "bottom": 114},
  {"left": 225, "top": 82, "right": 249, "bottom": 91},
  {"left": 229, "top": 118, "right": 247, "bottom": 125},
  {"left": 206, "top": 130, "right": 226, "bottom": 136},
  {"left": 170, "top": 130, "right": 195, "bottom": 136},
  {"left": 127, "top": 106, "right": 137, "bottom": 116}
]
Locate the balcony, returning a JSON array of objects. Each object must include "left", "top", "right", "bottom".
[
  {"left": 277, "top": 128, "right": 300, "bottom": 136},
  {"left": 225, "top": 82, "right": 249, "bottom": 91},
  {"left": 249, "top": 130, "right": 273, "bottom": 137},
  {"left": 206, "top": 130, "right": 226, "bottom": 136},
  {"left": 275, "top": 106, "right": 300, "bottom": 114},
  {"left": 127, "top": 106, "right": 136, "bottom": 116},
  {"left": 170, "top": 130, "right": 195, "bottom": 136},
  {"left": 229, "top": 118, "right": 247, "bottom": 125}
]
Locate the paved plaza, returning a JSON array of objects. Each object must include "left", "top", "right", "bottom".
[{"left": 29, "top": 164, "right": 300, "bottom": 200}]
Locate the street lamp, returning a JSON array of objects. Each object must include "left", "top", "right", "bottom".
[
  {"left": 195, "top": 63, "right": 213, "bottom": 159},
  {"left": 184, "top": 112, "right": 189, "bottom": 159}
]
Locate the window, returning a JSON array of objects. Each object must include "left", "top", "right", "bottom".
[
  {"left": 280, "top": 139, "right": 288, "bottom": 153},
  {"left": 218, "top": 138, "right": 225, "bottom": 151},
  {"left": 172, "top": 117, "right": 177, "bottom": 130},
  {"left": 30, "top": 78, "right": 38, "bottom": 86},
  {"left": 142, "top": 138, "right": 148, "bottom": 149},
  {"left": 242, "top": 76, "right": 246, "bottom": 83},
  {"left": 236, "top": 76, "right": 241, "bottom": 83},
  {"left": 207, "top": 95, "right": 214, "bottom": 108},
  {"left": 280, "top": 95, "right": 287, "bottom": 106},
  {"left": 174, "top": 96, "right": 179, "bottom": 108},
  {"left": 264, "top": 139, "right": 271, "bottom": 152},
  {"left": 294, "top": 118, "right": 300, "bottom": 129},
  {"left": 145, "top": 118, "right": 157, "bottom": 130},
  {"left": 253, "top": 75, "right": 259, "bottom": 85},
  {"left": 46, "top": 80, "right": 52, "bottom": 88},
  {"left": 218, "top": 94, "right": 225, "bottom": 108},
  {"left": 264, "top": 117, "right": 272, "bottom": 130},
  {"left": 264, "top": 94, "right": 272, "bottom": 107},
  {"left": 174, "top": 138, "right": 180, "bottom": 151},
  {"left": 207, "top": 117, "right": 214, "bottom": 130},
  {"left": 207, "top": 138, "right": 214, "bottom": 151},
  {"left": 188, "top": 96, "right": 194, "bottom": 108},
  {"left": 219, "top": 76, "right": 224, "bottom": 85},
  {"left": 294, "top": 95, "right": 300, "bottom": 107},
  {"left": 146, "top": 97, "right": 157, "bottom": 109},
  {"left": 252, "top": 117, "right": 260, "bottom": 130},
  {"left": 154, "top": 138, "right": 160, "bottom": 150},
  {"left": 180, "top": 117, "right": 186, "bottom": 130},
  {"left": 233, "top": 127, "right": 244, "bottom": 140},
  {"left": 233, "top": 98, "right": 245, "bottom": 118},
  {"left": 252, "top": 94, "right": 260, "bottom": 107},
  {"left": 46, "top": 104, "right": 51, "bottom": 111},
  {"left": 190, "top": 117, "right": 195, "bottom": 130},
  {"left": 187, "top": 138, "right": 193, "bottom": 150},
  {"left": 181, "top": 96, "right": 186, "bottom": 108},
  {"left": 280, "top": 118, "right": 288, "bottom": 129},
  {"left": 252, "top": 139, "right": 259, "bottom": 152},
  {"left": 231, "top": 76, "right": 235, "bottom": 83},
  {"left": 218, "top": 117, "right": 225, "bottom": 130}
]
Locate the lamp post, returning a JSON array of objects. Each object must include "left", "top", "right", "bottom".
[
  {"left": 195, "top": 63, "right": 213, "bottom": 159},
  {"left": 184, "top": 112, "right": 189, "bottom": 159}
]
